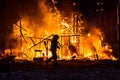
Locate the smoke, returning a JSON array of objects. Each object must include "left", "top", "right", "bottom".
[
  {"left": 0, "top": 0, "right": 41, "bottom": 49},
  {"left": 0, "top": 0, "right": 61, "bottom": 50}
]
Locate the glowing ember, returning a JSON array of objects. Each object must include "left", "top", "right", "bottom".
[{"left": 3, "top": 0, "right": 116, "bottom": 61}]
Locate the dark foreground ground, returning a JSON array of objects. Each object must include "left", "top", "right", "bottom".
[{"left": 0, "top": 59, "right": 120, "bottom": 80}]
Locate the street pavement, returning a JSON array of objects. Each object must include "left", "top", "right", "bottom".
[{"left": 0, "top": 60, "right": 120, "bottom": 80}]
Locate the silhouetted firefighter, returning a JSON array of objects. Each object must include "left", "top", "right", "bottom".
[{"left": 46, "top": 35, "right": 60, "bottom": 66}]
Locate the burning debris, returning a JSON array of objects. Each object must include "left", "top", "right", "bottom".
[{"left": 0, "top": 0, "right": 117, "bottom": 62}]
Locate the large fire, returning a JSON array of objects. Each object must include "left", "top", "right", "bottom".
[{"left": 2, "top": 0, "right": 116, "bottom": 61}]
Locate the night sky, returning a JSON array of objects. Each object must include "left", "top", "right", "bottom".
[{"left": 0, "top": 0, "right": 118, "bottom": 50}]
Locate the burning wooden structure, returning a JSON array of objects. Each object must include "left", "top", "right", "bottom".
[{"left": 0, "top": 0, "right": 117, "bottom": 62}]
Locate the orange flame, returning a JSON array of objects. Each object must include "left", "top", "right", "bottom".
[{"left": 3, "top": 0, "right": 116, "bottom": 61}]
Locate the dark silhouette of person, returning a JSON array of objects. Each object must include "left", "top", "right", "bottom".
[{"left": 46, "top": 35, "right": 60, "bottom": 66}]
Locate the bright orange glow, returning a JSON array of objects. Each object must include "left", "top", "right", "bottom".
[{"left": 3, "top": 0, "right": 117, "bottom": 61}]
